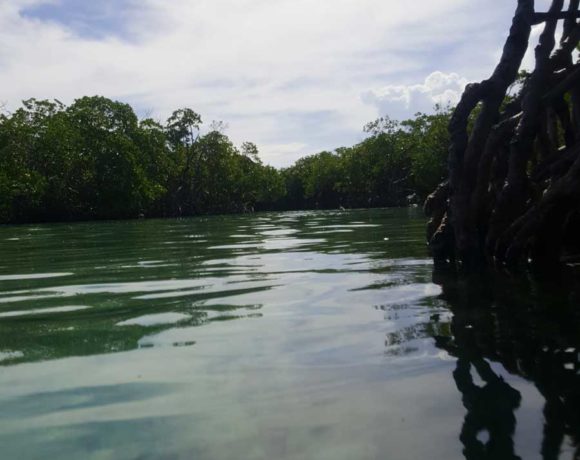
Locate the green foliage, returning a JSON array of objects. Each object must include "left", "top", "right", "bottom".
[
  {"left": 279, "top": 108, "right": 451, "bottom": 210},
  {"left": 0, "top": 97, "right": 283, "bottom": 223},
  {"left": 400, "top": 107, "right": 451, "bottom": 198},
  {"left": 0, "top": 96, "right": 452, "bottom": 223},
  {"left": 166, "top": 108, "right": 202, "bottom": 147}
]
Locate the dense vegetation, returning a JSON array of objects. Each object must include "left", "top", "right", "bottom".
[
  {"left": 0, "top": 96, "right": 451, "bottom": 224},
  {"left": 281, "top": 110, "right": 450, "bottom": 210}
]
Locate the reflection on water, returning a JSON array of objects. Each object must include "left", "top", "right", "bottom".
[
  {"left": 0, "top": 209, "right": 426, "bottom": 366},
  {"left": 433, "top": 269, "right": 580, "bottom": 460},
  {"left": 0, "top": 209, "right": 579, "bottom": 459},
  {"left": 453, "top": 357, "right": 521, "bottom": 460}
]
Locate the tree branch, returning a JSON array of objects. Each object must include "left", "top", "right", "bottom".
[{"left": 532, "top": 11, "right": 580, "bottom": 25}]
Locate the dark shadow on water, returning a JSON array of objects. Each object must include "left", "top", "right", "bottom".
[
  {"left": 436, "top": 326, "right": 522, "bottom": 459},
  {"left": 454, "top": 357, "right": 521, "bottom": 459},
  {"left": 432, "top": 268, "right": 580, "bottom": 460}
]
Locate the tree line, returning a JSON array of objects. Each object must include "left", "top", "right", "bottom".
[{"left": 0, "top": 96, "right": 451, "bottom": 224}]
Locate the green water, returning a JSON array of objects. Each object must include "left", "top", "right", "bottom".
[{"left": 0, "top": 209, "right": 578, "bottom": 459}]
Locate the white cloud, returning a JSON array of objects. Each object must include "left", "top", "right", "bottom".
[
  {"left": 362, "top": 71, "right": 468, "bottom": 119},
  {"left": 258, "top": 142, "right": 309, "bottom": 168},
  {"left": 0, "top": 0, "right": 559, "bottom": 166}
]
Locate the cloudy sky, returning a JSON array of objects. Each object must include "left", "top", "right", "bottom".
[{"left": 0, "top": 0, "right": 553, "bottom": 166}]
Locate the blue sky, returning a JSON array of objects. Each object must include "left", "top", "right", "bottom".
[
  {"left": 0, "top": 0, "right": 553, "bottom": 166},
  {"left": 22, "top": 0, "right": 135, "bottom": 40}
]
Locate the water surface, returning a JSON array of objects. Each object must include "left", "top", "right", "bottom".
[{"left": 0, "top": 209, "right": 578, "bottom": 459}]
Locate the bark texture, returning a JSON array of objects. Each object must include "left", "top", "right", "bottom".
[{"left": 426, "top": 0, "right": 580, "bottom": 272}]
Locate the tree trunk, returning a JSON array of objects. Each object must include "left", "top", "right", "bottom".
[{"left": 426, "top": 0, "right": 580, "bottom": 273}]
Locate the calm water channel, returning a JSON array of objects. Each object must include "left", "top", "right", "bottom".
[{"left": 0, "top": 209, "right": 579, "bottom": 459}]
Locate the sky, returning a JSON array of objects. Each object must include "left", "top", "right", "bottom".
[{"left": 0, "top": 0, "right": 553, "bottom": 167}]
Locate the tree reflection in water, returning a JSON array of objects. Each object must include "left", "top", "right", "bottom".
[
  {"left": 436, "top": 334, "right": 522, "bottom": 459},
  {"left": 432, "top": 268, "right": 580, "bottom": 460}
]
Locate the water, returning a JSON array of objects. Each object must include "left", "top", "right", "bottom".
[{"left": 0, "top": 209, "right": 578, "bottom": 459}]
